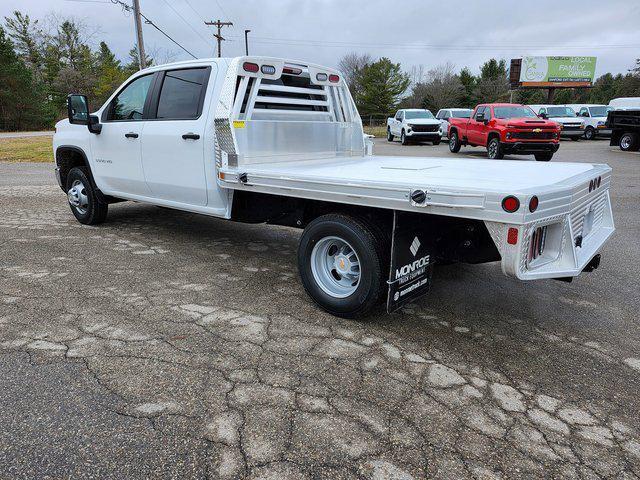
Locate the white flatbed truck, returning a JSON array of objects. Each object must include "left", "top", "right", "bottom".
[{"left": 54, "top": 57, "right": 615, "bottom": 318}]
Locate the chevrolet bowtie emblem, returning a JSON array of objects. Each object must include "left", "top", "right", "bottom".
[{"left": 533, "top": 128, "right": 542, "bottom": 133}]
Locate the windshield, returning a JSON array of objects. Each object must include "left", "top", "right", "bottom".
[
  {"left": 451, "top": 110, "right": 472, "bottom": 118},
  {"left": 493, "top": 106, "right": 537, "bottom": 119},
  {"left": 405, "top": 110, "right": 434, "bottom": 119},
  {"left": 546, "top": 106, "right": 575, "bottom": 118},
  {"left": 589, "top": 106, "right": 612, "bottom": 117}
]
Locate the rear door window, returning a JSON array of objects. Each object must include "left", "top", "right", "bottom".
[{"left": 155, "top": 68, "right": 210, "bottom": 120}]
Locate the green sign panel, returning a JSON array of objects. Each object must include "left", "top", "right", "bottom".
[{"left": 520, "top": 56, "right": 597, "bottom": 84}]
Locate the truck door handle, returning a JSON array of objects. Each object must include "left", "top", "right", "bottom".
[
  {"left": 124, "top": 132, "right": 139, "bottom": 139},
  {"left": 182, "top": 133, "right": 200, "bottom": 140}
]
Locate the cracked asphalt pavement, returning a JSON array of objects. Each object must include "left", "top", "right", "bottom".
[{"left": 0, "top": 139, "right": 639, "bottom": 479}]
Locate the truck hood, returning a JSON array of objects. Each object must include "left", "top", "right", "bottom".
[
  {"left": 547, "top": 117, "right": 583, "bottom": 125},
  {"left": 497, "top": 118, "right": 559, "bottom": 129},
  {"left": 405, "top": 119, "right": 441, "bottom": 126}
]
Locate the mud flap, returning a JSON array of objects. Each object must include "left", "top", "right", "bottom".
[{"left": 387, "top": 211, "right": 435, "bottom": 313}]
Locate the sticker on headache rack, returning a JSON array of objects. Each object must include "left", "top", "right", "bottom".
[{"left": 233, "top": 120, "right": 246, "bottom": 129}]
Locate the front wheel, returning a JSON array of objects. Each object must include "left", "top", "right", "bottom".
[
  {"left": 298, "top": 214, "right": 387, "bottom": 318},
  {"left": 535, "top": 153, "right": 553, "bottom": 162},
  {"left": 66, "top": 167, "right": 108, "bottom": 225},
  {"left": 401, "top": 130, "right": 409, "bottom": 145},
  {"left": 584, "top": 126, "right": 596, "bottom": 140},
  {"left": 487, "top": 138, "right": 504, "bottom": 159},
  {"left": 449, "top": 131, "right": 461, "bottom": 153},
  {"left": 620, "top": 132, "right": 639, "bottom": 151},
  {"left": 386, "top": 128, "right": 394, "bottom": 142}
]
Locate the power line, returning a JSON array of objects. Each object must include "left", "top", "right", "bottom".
[
  {"left": 139, "top": 11, "right": 198, "bottom": 59},
  {"left": 159, "top": 0, "right": 211, "bottom": 47},
  {"left": 205, "top": 19, "right": 233, "bottom": 57}
]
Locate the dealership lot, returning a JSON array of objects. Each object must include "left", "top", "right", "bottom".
[{"left": 0, "top": 139, "right": 639, "bottom": 479}]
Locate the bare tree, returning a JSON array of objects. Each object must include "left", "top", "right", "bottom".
[
  {"left": 406, "top": 62, "right": 464, "bottom": 112},
  {"left": 337, "top": 52, "right": 372, "bottom": 97}
]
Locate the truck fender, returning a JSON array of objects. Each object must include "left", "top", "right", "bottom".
[{"left": 55, "top": 145, "right": 109, "bottom": 203}]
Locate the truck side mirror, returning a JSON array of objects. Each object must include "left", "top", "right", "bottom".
[
  {"left": 68, "top": 94, "right": 89, "bottom": 125},
  {"left": 68, "top": 94, "right": 102, "bottom": 134},
  {"left": 476, "top": 113, "right": 485, "bottom": 122}
]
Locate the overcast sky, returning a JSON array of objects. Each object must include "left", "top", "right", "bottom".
[{"left": 2, "top": 0, "right": 639, "bottom": 76}]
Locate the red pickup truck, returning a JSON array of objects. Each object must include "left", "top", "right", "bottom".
[{"left": 448, "top": 103, "right": 561, "bottom": 161}]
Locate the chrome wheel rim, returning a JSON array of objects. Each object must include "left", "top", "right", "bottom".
[
  {"left": 310, "top": 236, "right": 361, "bottom": 298},
  {"left": 621, "top": 135, "right": 631, "bottom": 149},
  {"left": 449, "top": 134, "right": 456, "bottom": 149},
  {"left": 67, "top": 179, "right": 89, "bottom": 214},
  {"left": 488, "top": 140, "right": 497, "bottom": 157}
]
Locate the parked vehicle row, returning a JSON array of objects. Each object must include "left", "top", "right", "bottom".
[{"left": 55, "top": 56, "right": 614, "bottom": 318}]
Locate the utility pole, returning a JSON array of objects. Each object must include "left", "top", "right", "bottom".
[
  {"left": 244, "top": 29, "right": 250, "bottom": 56},
  {"left": 132, "top": 0, "right": 147, "bottom": 69},
  {"left": 204, "top": 19, "right": 233, "bottom": 57}
]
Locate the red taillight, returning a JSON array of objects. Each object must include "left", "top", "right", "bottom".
[
  {"left": 243, "top": 62, "right": 259, "bottom": 73},
  {"left": 507, "top": 227, "right": 518, "bottom": 245},
  {"left": 529, "top": 196, "right": 539, "bottom": 213},
  {"left": 283, "top": 66, "right": 302, "bottom": 75},
  {"left": 329, "top": 74, "right": 339, "bottom": 83},
  {"left": 502, "top": 196, "right": 520, "bottom": 213}
]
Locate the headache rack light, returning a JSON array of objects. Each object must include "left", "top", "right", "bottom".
[{"left": 283, "top": 66, "right": 302, "bottom": 75}]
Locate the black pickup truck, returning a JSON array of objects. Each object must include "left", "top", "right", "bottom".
[{"left": 607, "top": 109, "right": 640, "bottom": 152}]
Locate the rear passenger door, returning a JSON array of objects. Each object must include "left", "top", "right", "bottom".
[
  {"left": 392, "top": 111, "right": 403, "bottom": 136},
  {"left": 141, "top": 66, "right": 212, "bottom": 206}
]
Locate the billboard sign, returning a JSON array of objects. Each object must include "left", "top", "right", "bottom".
[{"left": 518, "top": 56, "right": 597, "bottom": 87}]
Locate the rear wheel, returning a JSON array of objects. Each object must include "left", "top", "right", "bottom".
[
  {"left": 487, "top": 137, "right": 504, "bottom": 159},
  {"left": 66, "top": 167, "right": 108, "bottom": 225},
  {"left": 401, "top": 130, "right": 409, "bottom": 145},
  {"left": 386, "top": 128, "right": 394, "bottom": 142},
  {"left": 449, "top": 131, "right": 461, "bottom": 153},
  {"left": 620, "top": 132, "right": 639, "bottom": 151},
  {"left": 298, "top": 214, "right": 387, "bottom": 318},
  {"left": 584, "top": 126, "right": 596, "bottom": 140},
  {"left": 535, "top": 152, "right": 553, "bottom": 162}
]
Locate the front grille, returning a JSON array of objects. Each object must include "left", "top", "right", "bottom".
[
  {"left": 410, "top": 124, "right": 439, "bottom": 132},
  {"left": 512, "top": 131, "right": 556, "bottom": 140},
  {"left": 528, "top": 226, "right": 547, "bottom": 263}
]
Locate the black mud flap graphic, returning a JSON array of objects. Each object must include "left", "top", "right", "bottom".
[{"left": 387, "top": 211, "right": 435, "bottom": 313}]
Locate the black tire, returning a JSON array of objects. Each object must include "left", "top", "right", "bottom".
[
  {"left": 386, "top": 128, "right": 394, "bottom": 142},
  {"left": 449, "top": 131, "right": 461, "bottom": 153},
  {"left": 401, "top": 130, "right": 409, "bottom": 145},
  {"left": 534, "top": 153, "right": 553, "bottom": 162},
  {"left": 487, "top": 137, "right": 504, "bottom": 159},
  {"left": 432, "top": 138, "right": 441, "bottom": 145},
  {"left": 619, "top": 132, "right": 639, "bottom": 152},
  {"left": 570, "top": 136, "right": 580, "bottom": 141},
  {"left": 65, "top": 167, "right": 108, "bottom": 225},
  {"left": 584, "top": 126, "right": 596, "bottom": 140},
  {"left": 298, "top": 214, "right": 387, "bottom": 319}
]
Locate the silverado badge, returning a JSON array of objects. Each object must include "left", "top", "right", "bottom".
[{"left": 533, "top": 128, "right": 542, "bottom": 133}]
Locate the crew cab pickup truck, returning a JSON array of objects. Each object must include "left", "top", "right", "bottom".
[
  {"left": 387, "top": 109, "right": 442, "bottom": 145},
  {"left": 530, "top": 105, "right": 585, "bottom": 141},
  {"left": 55, "top": 57, "right": 614, "bottom": 318},
  {"left": 448, "top": 103, "right": 562, "bottom": 161}
]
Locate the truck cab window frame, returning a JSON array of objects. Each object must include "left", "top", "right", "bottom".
[
  {"left": 103, "top": 73, "right": 155, "bottom": 123},
  {"left": 148, "top": 67, "right": 211, "bottom": 121}
]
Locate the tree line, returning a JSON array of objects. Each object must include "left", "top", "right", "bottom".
[
  {"left": 1, "top": 9, "right": 639, "bottom": 130},
  {"left": 339, "top": 53, "right": 640, "bottom": 120},
  {"left": 1, "top": 11, "right": 151, "bottom": 131}
]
